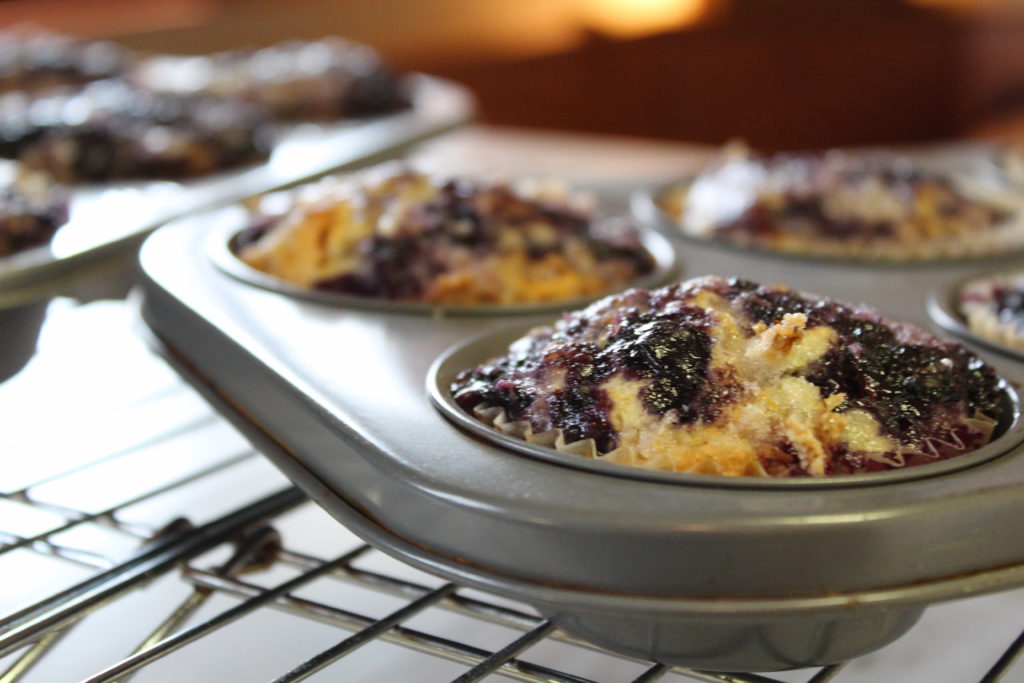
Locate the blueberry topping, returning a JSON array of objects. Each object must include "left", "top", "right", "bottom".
[{"left": 453, "top": 277, "right": 1005, "bottom": 477}]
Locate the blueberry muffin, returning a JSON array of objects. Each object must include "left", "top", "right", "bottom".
[
  {"left": 236, "top": 168, "right": 656, "bottom": 306},
  {"left": 0, "top": 172, "right": 68, "bottom": 256},
  {"left": 0, "top": 80, "right": 272, "bottom": 183},
  {"left": 659, "top": 146, "right": 1022, "bottom": 260},
  {"left": 0, "top": 31, "right": 131, "bottom": 94},
  {"left": 960, "top": 273, "right": 1024, "bottom": 351},
  {"left": 131, "top": 37, "right": 409, "bottom": 121},
  {"left": 453, "top": 276, "right": 1004, "bottom": 477}
]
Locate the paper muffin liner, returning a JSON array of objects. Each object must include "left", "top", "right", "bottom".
[
  {"left": 657, "top": 190, "right": 1024, "bottom": 262},
  {"left": 960, "top": 273, "right": 1024, "bottom": 350},
  {"left": 471, "top": 404, "right": 999, "bottom": 478}
]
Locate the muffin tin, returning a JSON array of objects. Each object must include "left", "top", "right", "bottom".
[{"left": 139, "top": 168, "right": 1024, "bottom": 672}]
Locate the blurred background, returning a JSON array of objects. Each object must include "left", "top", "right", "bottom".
[{"left": 3, "top": 0, "right": 1024, "bottom": 149}]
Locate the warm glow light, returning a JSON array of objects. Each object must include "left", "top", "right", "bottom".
[{"left": 580, "top": 0, "right": 710, "bottom": 38}]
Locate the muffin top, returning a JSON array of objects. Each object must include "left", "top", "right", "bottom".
[
  {"left": 0, "top": 80, "right": 272, "bottom": 183},
  {"left": 452, "top": 276, "right": 1004, "bottom": 477},
  {"left": 131, "top": 38, "right": 409, "bottom": 121},
  {"left": 236, "top": 168, "right": 655, "bottom": 306},
  {"left": 659, "top": 146, "right": 1021, "bottom": 260}
]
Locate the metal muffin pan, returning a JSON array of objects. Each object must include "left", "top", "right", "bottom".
[
  {"left": 929, "top": 268, "right": 1024, "bottom": 363},
  {"left": 0, "top": 74, "right": 474, "bottom": 297},
  {"left": 140, "top": 181, "right": 1024, "bottom": 671},
  {"left": 208, "top": 204, "right": 677, "bottom": 317}
]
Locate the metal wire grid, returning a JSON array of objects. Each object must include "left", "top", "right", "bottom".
[{"left": 2, "top": 305, "right": 1024, "bottom": 682}]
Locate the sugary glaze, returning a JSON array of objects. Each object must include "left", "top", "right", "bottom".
[
  {"left": 453, "top": 276, "right": 1004, "bottom": 477},
  {"left": 659, "top": 146, "right": 1021, "bottom": 259},
  {"left": 0, "top": 31, "right": 130, "bottom": 94},
  {"left": 236, "top": 168, "right": 655, "bottom": 305},
  {"left": 0, "top": 172, "right": 68, "bottom": 256},
  {"left": 961, "top": 273, "right": 1024, "bottom": 351},
  {"left": 0, "top": 80, "right": 272, "bottom": 183},
  {"left": 132, "top": 38, "right": 408, "bottom": 121}
]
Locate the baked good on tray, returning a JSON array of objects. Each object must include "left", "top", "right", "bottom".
[
  {"left": 0, "top": 31, "right": 131, "bottom": 94},
  {"left": 0, "top": 80, "right": 273, "bottom": 183},
  {"left": 235, "top": 168, "right": 656, "bottom": 305},
  {"left": 0, "top": 172, "right": 68, "bottom": 256},
  {"left": 131, "top": 37, "right": 409, "bottom": 121},
  {"left": 452, "top": 276, "right": 1004, "bottom": 477},
  {"left": 960, "top": 272, "right": 1024, "bottom": 351},
  {"left": 657, "top": 145, "right": 1024, "bottom": 260}
]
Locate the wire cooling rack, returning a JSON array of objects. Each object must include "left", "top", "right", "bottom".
[{"left": 2, "top": 298, "right": 1024, "bottom": 683}]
